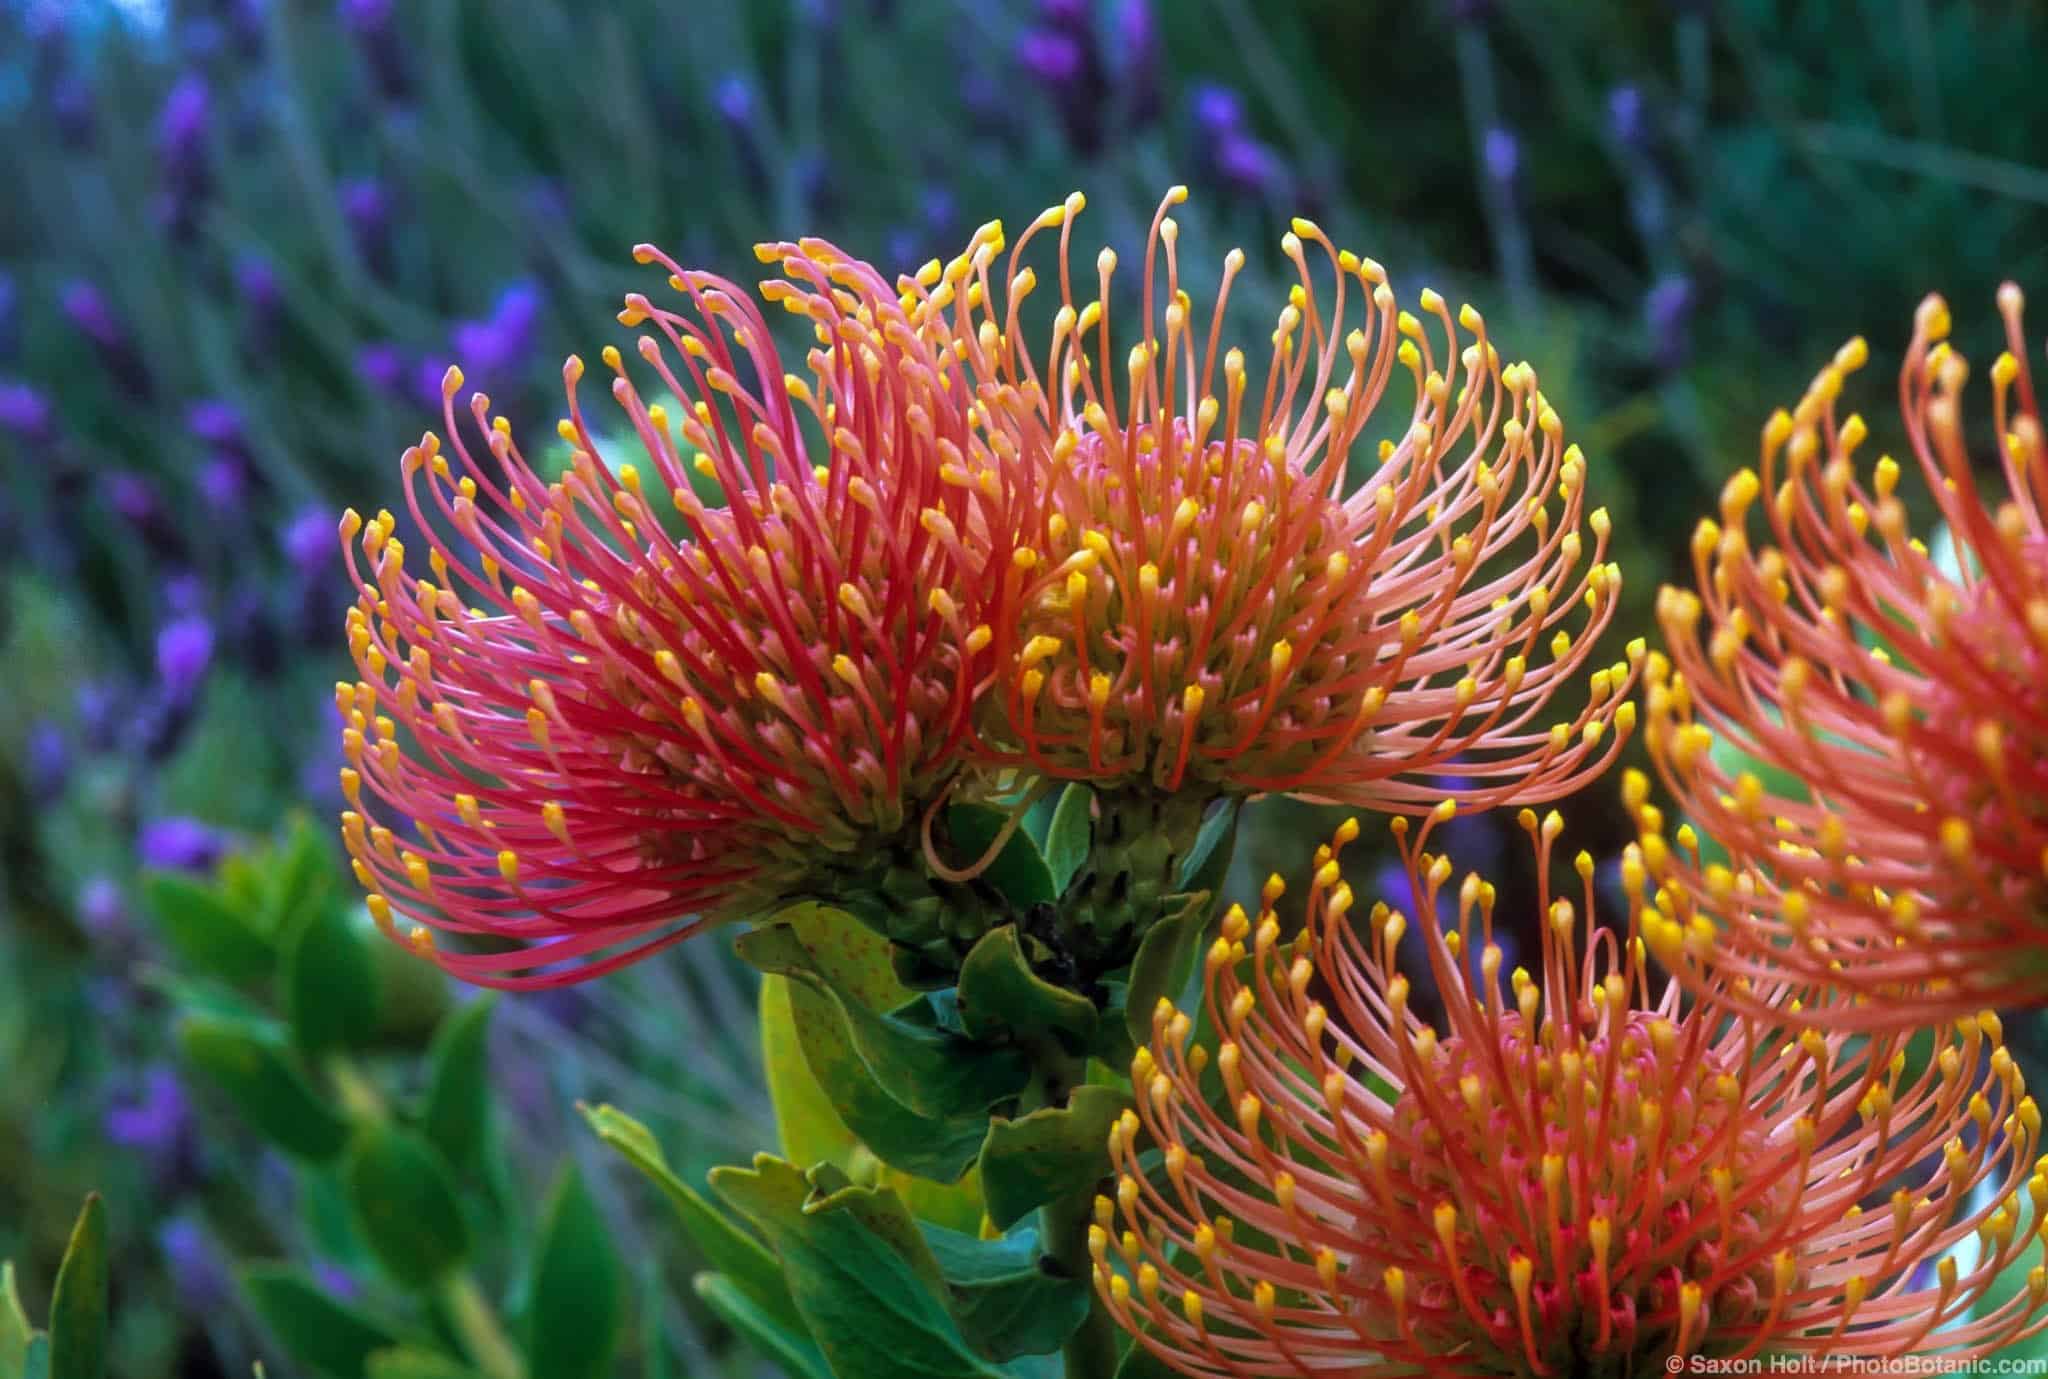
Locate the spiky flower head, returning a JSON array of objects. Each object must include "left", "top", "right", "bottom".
[
  {"left": 337, "top": 237, "right": 1019, "bottom": 985},
  {"left": 1643, "top": 285, "right": 2048, "bottom": 1025},
  {"left": 913, "top": 188, "right": 1638, "bottom": 813},
  {"left": 1094, "top": 812, "right": 2047, "bottom": 1375}
]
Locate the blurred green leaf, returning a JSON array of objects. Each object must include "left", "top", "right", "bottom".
[
  {"left": 919, "top": 1224, "right": 1088, "bottom": 1364},
  {"left": 364, "top": 1351, "right": 482, "bottom": 1379},
  {"left": 1043, "top": 785, "right": 1093, "bottom": 896},
  {"left": 1, "top": 1262, "right": 32, "bottom": 1379},
  {"left": 1119, "top": 892, "right": 1212, "bottom": 1055},
  {"left": 1114, "top": 1334, "right": 1181, "bottom": 1379},
  {"left": 421, "top": 997, "right": 495, "bottom": 1173},
  {"left": 710, "top": 1158, "right": 1006, "bottom": 1379},
  {"left": 956, "top": 926, "right": 1097, "bottom": 1052},
  {"left": 525, "top": 1164, "right": 622, "bottom": 1379},
  {"left": 1176, "top": 800, "right": 1242, "bottom": 899},
  {"left": 692, "top": 1273, "right": 833, "bottom": 1379},
  {"left": 47, "top": 1195, "right": 106, "bottom": 1379},
  {"left": 977, "top": 1087, "right": 1129, "bottom": 1233},
  {"left": 579, "top": 1103, "right": 801, "bottom": 1334},
  {"left": 342, "top": 1125, "right": 470, "bottom": 1289},
  {"left": 177, "top": 1014, "right": 351, "bottom": 1160},
  {"left": 242, "top": 1267, "right": 402, "bottom": 1379},
  {"left": 947, "top": 803, "right": 1057, "bottom": 910},
  {"left": 18, "top": 1338, "right": 46, "bottom": 1379},
  {"left": 284, "top": 902, "right": 382, "bottom": 1054},
  {"left": 143, "top": 872, "right": 274, "bottom": 988},
  {"left": 261, "top": 816, "right": 342, "bottom": 939}
]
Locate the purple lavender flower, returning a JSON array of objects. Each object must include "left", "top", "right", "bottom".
[
  {"left": 138, "top": 817, "right": 228, "bottom": 872},
  {"left": 158, "top": 1219, "right": 230, "bottom": 1312},
  {"left": 311, "top": 1261, "right": 361, "bottom": 1302},
  {"left": 75, "top": 681, "right": 124, "bottom": 753},
  {"left": 236, "top": 254, "right": 284, "bottom": 353},
  {"left": 357, "top": 342, "right": 408, "bottom": 397},
  {"left": 1608, "top": 85, "right": 1649, "bottom": 152},
  {"left": 106, "top": 1065, "right": 196, "bottom": 1158},
  {"left": 107, "top": 472, "right": 187, "bottom": 560},
  {"left": 1114, "top": 0, "right": 1160, "bottom": 127},
  {"left": 1020, "top": 0, "right": 1107, "bottom": 154},
  {"left": 1646, "top": 273, "right": 1697, "bottom": 371},
  {"left": 0, "top": 382, "right": 53, "bottom": 445},
  {"left": 1192, "top": 83, "right": 1244, "bottom": 137},
  {"left": 1483, "top": 125, "right": 1521, "bottom": 195},
  {"left": 715, "top": 75, "right": 769, "bottom": 196},
  {"left": 157, "top": 616, "right": 215, "bottom": 702},
  {"left": 25, "top": 720, "right": 68, "bottom": 802},
  {"left": 61, "top": 281, "right": 153, "bottom": 401},
  {"left": 0, "top": 273, "right": 16, "bottom": 363},
  {"left": 157, "top": 73, "right": 214, "bottom": 242},
  {"left": 77, "top": 876, "right": 128, "bottom": 943},
  {"left": 49, "top": 71, "right": 96, "bottom": 149},
  {"left": 340, "top": 0, "right": 410, "bottom": 102},
  {"left": 340, "top": 178, "right": 396, "bottom": 281},
  {"left": 187, "top": 400, "right": 247, "bottom": 455},
  {"left": 284, "top": 506, "right": 336, "bottom": 576}
]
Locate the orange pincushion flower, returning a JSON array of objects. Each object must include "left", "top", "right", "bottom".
[
  {"left": 1094, "top": 812, "right": 2048, "bottom": 1376},
  {"left": 336, "top": 237, "right": 1019, "bottom": 986},
  {"left": 914, "top": 189, "right": 1639, "bottom": 813},
  {"left": 1643, "top": 284, "right": 2048, "bottom": 1025}
]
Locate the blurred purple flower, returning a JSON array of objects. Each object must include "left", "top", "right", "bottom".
[
  {"left": 1213, "top": 132, "right": 1281, "bottom": 196},
  {"left": 341, "top": 178, "right": 397, "bottom": 281},
  {"left": 1115, "top": 0, "right": 1161, "bottom": 127},
  {"left": 77, "top": 876, "right": 128, "bottom": 942},
  {"left": 312, "top": 1261, "right": 361, "bottom": 1302},
  {"left": 157, "top": 616, "right": 215, "bottom": 701},
  {"left": 1483, "top": 125, "right": 1521, "bottom": 193},
  {"left": 357, "top": 342, "right": 408, "bottom": 397},
  {"left": 157, "top": 73, "right": 214, "bottom": 241},
  {"left": 0, "top": 382, "right": 53, "bottom": 445},
  {"left": 26, "top": 720, "right": 68, "bottom": 801},
  {"left": 340, "top": 0, "right": 410, "bottom": 102},
  {"left": 1646, "top": 273, "right": 1696, "bottom": 371},
  {"left": 1609, "top": 85, "right": 1649, "bottom": 151},
  {"left": 1020, "top": 0, "right": 1107, "bottom": 154},
  {"left": 138, "top": 817, "right": 227, "bottom": 872},
  {"left": 158, "top": 1219, "right": 230, "bottom": 1312},
  {"left": 107, "top": 1065, "right": 195, "bottom": 1157},
  {"left": 76, "top": 681, "right": 124, "bottom": 753},
  {"left": 61, "top": 281, "right": 153, "bottom": 400},
  {"left": 448, "top": 280, "right": 543, "bottom": 392},
  {"left": 1192, "top": 83, "right": 1243, "bottom": 137},
  {"left": 107, "top": 472, "right": 187, "bottom": 560},
  {"left": 50, "top": 72, "right": 95, "bottom": 149},
  {"left": 0, "top": 273, "right": 16, "bottom": 362},
  {"left": 284, "top": 506, "right": 336, "bottom": 576}
]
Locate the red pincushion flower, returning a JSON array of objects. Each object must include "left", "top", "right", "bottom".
[
  {"left": 911, "top": 188, "right": 1639, "bottom": 813},
  {"left": 335, "top": 237, "right": 1020, "bottom": 985},
  {"left": 1642, "top": 285, "right": 2048, "bottom": 1025},
  {"left": 1094, "top": 811, "right": 2048, "bottom": 1375}
]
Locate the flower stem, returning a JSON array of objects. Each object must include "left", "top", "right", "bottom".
[
  {"left": 1028, "top": 1046, "right": 1120, "bottom": 1379},
  {"left": 441, "top": 1272, "right": 526, "bottom": 1379}
]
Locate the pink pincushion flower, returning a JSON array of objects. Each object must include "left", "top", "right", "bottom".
[
  {"left": 1094, "top": 811, "right": 2047, "bottom": 1375},
  {"left": 1643, "top": 285, "right": 2048, "bottom": 1026},
  {"left": 911, "top": 189, "right": 1639, "bottom": 813},
  {"left": 337, "top": 237, "right": 1021, "bottom": 985}
]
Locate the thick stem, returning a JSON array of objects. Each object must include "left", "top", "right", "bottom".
[
  {"left": 441, "top": 1272, "right": 526, "bottom": 1379},
  {"left": 1028, "top": 1046, "right": 1121, "bottom": 1379}
]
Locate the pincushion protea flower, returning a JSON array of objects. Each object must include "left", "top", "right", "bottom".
[
  {"left": 912, "top": 188, "right": 1639, "bottom": 814},
  {"left": 336, "top": 237, "right": 1019, "bottom": 985},
  {"left": 1643, "top": 285, "right": 2048, "bottom": 1025},
  {"left": 1094, "top": 810, "right": 2048, "bottom": 1375}
]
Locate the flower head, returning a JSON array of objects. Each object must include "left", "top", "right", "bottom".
[
  {"left": 338, "top": 237, "right": 1019, "bottom": 985},
  {"left": 1643, "top": 285, "right": 2048, "bottom": 1025},
  {"left": 918, "top": 189, "right": 1637, "bottom": 813},
  {"left": 1096, "top": 812, "right": 2047, "bottom": 1375}
]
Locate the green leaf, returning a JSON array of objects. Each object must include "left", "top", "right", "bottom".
[
  {"left": 47, "top": 1196, "right": 106, "bottom": 1379},
  {"left": 1, "top": 1262, "right": 33, "bottom": 1379},
  {"left": 421, "top": 997, "right": 495, "bottom": 1173},
  {"left": 977, "top": 1087, "right": 1130, "bottom": 1233},
  {"left": 525, "top": 1165, "right": 622, "bottom": 1379},
  {"left": 919, "top": 1225, "right": 1089, "bottom": 1364},
  {"left": 956, "top": 926, "right": 1097, "bottom": 1052},
  {"left": 761, "top": 974, "right": 860, "bottom": 1172},
  {"left": 737, "top": 920, "right": 1029, "bottom": 1121},
  {"left": 143, "top": 872, "right": 273, "bottom": 987},
  {"left": 177, "top": 1014, "right": 351, "bottom": 1160},
  {"left": 1121, "top": 892, "right": 1212, "bottom": 1052},
  {"left": 947, "top": 803, "right": 1057, "bottom": 910},
  {"left": 242, "top": 1267, "right": 402, "bottom": 1379},
  {"left": 710, "top": 1157, "right": 1006, "bottom": 1379},
  {"left": 691, "top": 1274, "right": 832, "bottom": 1379},
  {"left": 579, "top": 1103, "right": 801, "bottom": 1333},
  {"left": 1043, "top": 786, "right": 1093, "bottom": 896},
  {"left": 342, "top": 1125, "right": 470, "bottom": 1288},
  {"left": 364, "top": 1350, "right": 483, "bottom": 1379},
  {"left": 261, "top": 815, "right": 342, "bottom": 939},
  {"left": 284, "top": 901, "right": 382, "bottom": 1053},
  {"left": 18, "top": 1338, "right": 45, "bottom": 1379},
  {"left": 1175, "top": 799, "right": 1241, "bottom": 899}
]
